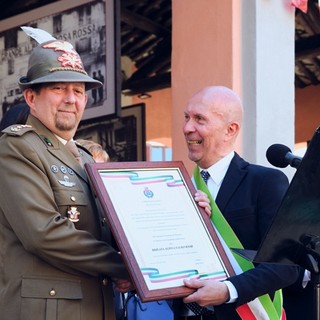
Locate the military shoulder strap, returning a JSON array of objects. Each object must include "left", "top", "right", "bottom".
[{"left": 2, "top": 124, "right": 34, "bottom": 136}]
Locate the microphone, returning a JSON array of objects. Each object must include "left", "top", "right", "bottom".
[{"left": 266, "top": 144, "right": 302, "bottom": 169}]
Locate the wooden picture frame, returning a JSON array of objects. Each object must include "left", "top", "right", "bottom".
[
  {"left": 0, "top": 0, "right": 120, "bottom": 121},
  {"left": 85, "top": 161, "right": 235, "bottom": 301},
  {"left": 75, "top": 103, "right": 146, "bottom": 161}
]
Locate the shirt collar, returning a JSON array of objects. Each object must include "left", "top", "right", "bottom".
[
  {"left": 201, "top": 151, "right": 234, "bottom": 186},
  {"left": 54, "top": 134, "right": 68, "bottom": 145}
]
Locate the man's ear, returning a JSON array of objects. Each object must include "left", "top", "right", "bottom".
[
  {"left": 23, "top": 89, "right": 36, "bottom": 111},
  {"left": 227, "top": 121, "right": 240, "bottom": 138}
]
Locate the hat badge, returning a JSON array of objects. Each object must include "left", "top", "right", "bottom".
[{"left": 43, "top": 41, "right": 86, "bottom": 73}]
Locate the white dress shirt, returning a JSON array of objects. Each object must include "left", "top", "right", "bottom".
[
  {"left": 200, "top": 151, "right": 235, "bottom": 200},
  {"left": 198, "top": 151, "right": 239, "bottom": 303}
]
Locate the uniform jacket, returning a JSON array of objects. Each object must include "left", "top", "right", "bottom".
[
  {"left": 212, "top": 153, "right": 300, "bottom": 319},
  {"left": 0, "top": 115, "right": 129, "bottom": 320}
]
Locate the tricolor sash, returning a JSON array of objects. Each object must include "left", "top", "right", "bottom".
[{"left": 193, "top": 166, "right": 285, "bottom": 320}]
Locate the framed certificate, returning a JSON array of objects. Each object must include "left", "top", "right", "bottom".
[{"left": 85, "top": 161, "right": 235, "bottom": 301}]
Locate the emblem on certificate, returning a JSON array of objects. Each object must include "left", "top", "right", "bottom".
[
  {"left": 143, "top": 187, "right": 154, "bottom": 198},
  {"left": 67, "top": 206, "right": 80, "bottom": 222}
]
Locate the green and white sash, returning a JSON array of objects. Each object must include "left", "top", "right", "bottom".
[{"left": 193, "top": 166, "right": 285, "bottom": 320}]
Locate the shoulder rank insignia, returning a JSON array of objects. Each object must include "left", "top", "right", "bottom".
[
  {"left": 2, "top": 124, "right": 34, "bottom": 136},
  {"left": 10, "top": 124, "right": 32, "bottom": 132}
]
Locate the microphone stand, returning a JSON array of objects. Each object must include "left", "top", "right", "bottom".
[{"left": 301, "top": 234, "right": 320, "bottom": 320}]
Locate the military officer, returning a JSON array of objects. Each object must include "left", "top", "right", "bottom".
[{"left": 0, "top": 29, "right": 132, "bottom": 320}]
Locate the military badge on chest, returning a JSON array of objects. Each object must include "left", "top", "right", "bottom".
[
  {"left": 50, "top": 164, "right": 77, "bottom": 187},
  {"left": 67, "top": 206, "right": 80, "bottom": 222},
  {"left": 58, "top": 175, "right": 76, "bottom": 187}
]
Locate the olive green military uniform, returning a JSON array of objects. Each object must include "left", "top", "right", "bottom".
[{"left": 0, "top": 115, "right": 129, "bottom": 320}]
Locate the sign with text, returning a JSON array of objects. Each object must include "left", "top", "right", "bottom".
[{"left": 0, "top": 0, "right": 119, "bottom": 120}]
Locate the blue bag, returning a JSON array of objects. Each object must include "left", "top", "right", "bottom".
[{"left": 123, "top": 291, "right": 174, "bottom": 320}]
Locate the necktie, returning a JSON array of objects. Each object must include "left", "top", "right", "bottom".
[
  {"left": 66, "top": 140, "right": 83, "bottom": 166},
  {"left": 185, "top": 302, "right": 214, "bottom": 316},
  {"left": 200, "top": 170, "right": 210, "bottom": 184}
]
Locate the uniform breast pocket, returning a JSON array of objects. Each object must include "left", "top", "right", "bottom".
[
  {"left": 20, "top": 276, "right": 83, "bottom": 320},
  {"left": 53, "top": 188, "right": 88, "bottom": 218}
]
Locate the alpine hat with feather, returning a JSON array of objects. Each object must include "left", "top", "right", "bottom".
[{"left": 18, "top": 26, "right": 102, "bottom": 91}]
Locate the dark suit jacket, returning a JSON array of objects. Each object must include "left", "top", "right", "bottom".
[
  {"left": 0, "top": 115, "right": 129, "bottom": 320},
  {"left": 212, "top": 153, "right": 300, "bottom": 319}
]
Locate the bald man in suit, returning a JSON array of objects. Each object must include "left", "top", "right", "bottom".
[{"left": 180, "top": 86, "right": 300, "bottom": 320}]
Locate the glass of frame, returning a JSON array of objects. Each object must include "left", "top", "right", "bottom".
[
  {"left": 0, "top": 0, "right": 120, "bottom": 121},
  {"left": 85, "top": 161, "right": 235, "bottom": 301}
]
